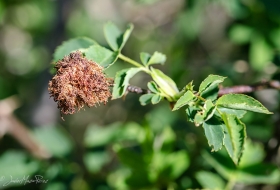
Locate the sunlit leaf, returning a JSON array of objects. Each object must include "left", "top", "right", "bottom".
[
  {"left": 151, "top": 94, "right": 162, "bottom": 104},
  {"left": 203, "top": 143, "right": 280, "bottom": 185},
  {"left": 112, "top": 68, "right": 142, "bottom": 99},
  {"left": 107, "top": 169, "right": 131, "bottom": 189},
  {"left": 202, "top": 116, "right": 224, "bottom": 151},
  {"left": 104, "top": 22, "right": 133, "bottom": 51},
  {"left": 147, "top": 81, "right": 160, "bottom": 93},
  {"left": 118, "top": 122, "right": 144, "bottom": 142},
  {"left": 249, "top": 35, "right": 273, "bottom": 71},
  {"left": 217, "top": 94, "right": 272, "bottom": 114},
  {"left": 221, "top": 113, "right": 246, "bottom": 165},
  {"left": 217, "top": 107, "right": 247, "bottom": 119},
  {"left": 235, "top": 163, "right": 280, "bottom": 184},
  {"left": 229, "top": 24, "right": 253, "bottom": 44},
  {"left": 185, "top": 106, "right": 199, "bottom": 122},
  {"left": 146, "top": 105, "right": 178, "bottom": 132},
  {"left": 84, "top": 123, "right": 121, "bottom": 147},
  {"left": 84, "top": 45, "right": 119, "bottom": 68},
  {"left": 45, "top": 183, "right": 67, "bottom": 190},
  {"left": 196, "top": 171, "right": 226, "bottom": 190},
  {"left": 140, "top": 52, "right": 151, "bottom": 65},
  {"left": 150, "top": 67, "right": 179, "bottom": 98},
  {"left": 202, "top": 150, "right": 236, "bottom": 180},
  {"left": 194, "top": 100, "right": 216, "bottom": 125},
  {"left": 160, "top": 126, "right": 176, "bottom": 152},
  {"left": 139, "top": 51, "right": 166, "bottom": 66},
  {"left": 84, "top": 152, "right": 111, "bottom": 173},
  {"left": 104, "top": 22, "right": 122, "bottom": 51},
  {"left": 139, "top": 94, "right": 154, "bottom": 106},
  {"left": 113, "top": 144, "right": 146, "bottom": 170},
  {"left": 167, "top": 151, "right": 190, "bottom": 179},
  {"left": 239, "top": 139, "right": 265, "bottom": 168},
  {"left": 121, "top": 24, "right": 134, "bottom": 50},
  {"left": 199, "top": 75, "right": 226, "bottom": 100},
  {"left": 0, "top": 151, "right": 39, "bottom": 188},
  {"left": 172, "top": 91, "right": 196, "bottom": 111},
  {"left": 33, "top": 126, "right": 73, "bottom": 157},
  {"left": 152, "top": 151, "right": 189, "bottom": 180},
  {"left": 147, "top": 51, "right": 166, "bottom": 66},
  {"left": 53, "top": 37, "right": 97, "bottom": 62}
]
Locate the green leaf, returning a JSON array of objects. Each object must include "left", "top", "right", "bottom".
[
  {"left": 203, "top": 143, "right": 280, "bottom": 185},
  {"left": 167, "top": 151, "right": 190, "bottom": 179},
  {"left": 216, "top": 94, "right": 272, "bottom": 114},
  {"left": 0, "top": 151, "right": 39, "bottom": 188},
  {"left": 238, "top": 139, "right": 265, "bottom": 168},
  {"left": 236, "top": 136, "right": 280, "bottom": 186},
  {"left": 84, "top": 123, "right": 121, "bottom": 147},
  {"left": 185, "top": 81, "right": 194, "bottom": 91},
  {"left": 202, "top": 116, "right": 225, "bottom": 151},
  {"left": 140, "top": 52, "right": 151, "bottom": 65},
  {"left": 194, "top": 100, "right": 216, "bottom": 125},
  {"left": 229, "top": 24, "right": 253, "bottom": 45},
  {"left": 118, "top": 122, "right": 144, "bottom": 142},
  {"left": 125, "top": 170, "right": 154, "bottom": 187},
  {"left": 159, "top": 126, "right": 176, "bottom": 152},
  {"left": 104, "top": 22, "right": 122, "bottom": 51},
  {"left": 172, "top": 91, "right": 196, "bottom": 111},
  {"left": 221, "top": 113, "right": 246, "bottom": 165},
  {"left": 147, "top": 81, "right": 160, "bottom": 93},
  {"left": 151, "top": 94, "right": 162, "bottom": 104},
  {"left": 84, "top": 152, "right": 111, "bottom": 173},
  {"left": 204, "top": 100, "right": 216, "bottom": 121},
  {"left": 104, "top": 22, "right": 133, "bottom": 51},
  {"left": 199, "top": 75, "right": 226, "bottom": 100},
  {"left": 185, "top": 106, "right": 199, "bottom": 122},
  {"left": 235, "top": 163, "right": 280, "bottom": 184},
  {"left": 112, "top": 68, "right": 142, "bottom": 99},
  {"left": 53, "top": 37, "right": 97, "bottom": 62},
  {"left": 152, "top": 151, "right": 189, "bottom": 180},
  {"left": 194, "top": 112, "right": 205, "bottom": 125},
  {"left": 202, "top": 150, "right": 236, "bottom": 179},
  {"left": 217, "top": 107, "right": 247, "bottom": 119},
  {"left": 150, "top": 67, "right": 179, "bottom": 98},
  {"left": 139, "top": 94, "right": 154, "bottom": 106},
  {"left": 271, "top": 28, "right": 280, "bottom": 49},
  {"left": 84, "top": 45, "right": 119, "bottom": 68},
  {"left": 121, "top": 24, "right": 134, "bottom": 50},
  {"left": 33, "top": 125, "right": 73, "bottom": 157},
  {"left": 196, "top": 171, "right": 226, "bottom": 190},
  {"left": 249, "top": 35, "right": 273, "bottom": 71},
  {"left": 139, "top": 51, "right": 166, "bottom": 66},
  {"left": 146, "top": 105, "right": 177, "bottom": 132},
  {"left": 147, "top": 51, "right": 166, "bottom": 66},
  {"left": 113, "top": 144, "right": 146, "bottom": 170},
  {"left": 45, "top": 183, "right": 66, "bottom": 190},
  {"left": 107, "top": 169, "right": 131, "bottom": 189}
]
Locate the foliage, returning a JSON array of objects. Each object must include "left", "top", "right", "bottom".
[
  {"left": 54, "top": 22, "right": 271, "bottom": 166},
  {"left": 1, "top": 0, "right": 280, "bottom": 190}
]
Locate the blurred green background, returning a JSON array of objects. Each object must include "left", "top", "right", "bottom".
[{"left": 0, "top": 0, "right": 280, "bottom": 189}]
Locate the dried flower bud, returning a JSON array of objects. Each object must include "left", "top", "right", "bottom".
[{"left": 48, "top": 51, "right": 111, "bottom": 115}]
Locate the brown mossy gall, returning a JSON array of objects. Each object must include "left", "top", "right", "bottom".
[{"left": 48, "top": 51, "right": 111, "bottom": 115}]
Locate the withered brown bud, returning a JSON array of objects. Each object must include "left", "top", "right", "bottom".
[{"left": 48, "top": 51, "right": 111, "bottom": 115}]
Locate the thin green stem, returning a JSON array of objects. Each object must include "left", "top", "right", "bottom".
[
  {"left": 118, "top": 53, "right": 177, "bottom": 101},
  {"left": 217, "top": 108, "right": 223, "bottom": 116},
  {"left": 225, "top": 178, "right": 236, "bottom": 190},
  {"left": 118, "top": 53, "right": 144, "bottom": 68},
  {"left": 196, "top": 95, "right": 206, "bottom": 102}
]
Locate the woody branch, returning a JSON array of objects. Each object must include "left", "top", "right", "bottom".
[{"left": 126, "top": 80, "right": 280, "bottom": 96}]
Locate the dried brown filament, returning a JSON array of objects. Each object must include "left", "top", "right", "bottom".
[{"left": 48, "top": 51, "right": 111, "bottom": 115}]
